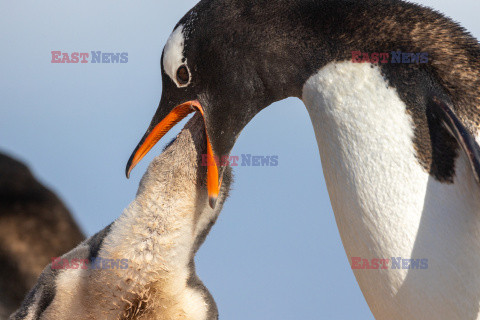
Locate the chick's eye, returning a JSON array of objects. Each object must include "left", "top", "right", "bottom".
[{"left": 176, "top": 65, "right": 190, "bottom": 85}]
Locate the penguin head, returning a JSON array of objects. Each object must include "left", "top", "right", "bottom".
[{"left": 126, "top": 0, "right": 320, "bottom": 207}]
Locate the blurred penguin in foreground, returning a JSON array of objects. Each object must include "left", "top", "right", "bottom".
[{"left": 0, "top": 153, "right": 84, "bottom": 318}]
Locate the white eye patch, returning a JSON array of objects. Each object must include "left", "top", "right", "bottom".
[{"left": 163, "top": 25, "right": 190, "bottom": 87}]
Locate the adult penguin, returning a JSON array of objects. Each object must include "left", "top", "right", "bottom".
[{"left": 126, "top": 0, "right": 480, "bottom": 319}]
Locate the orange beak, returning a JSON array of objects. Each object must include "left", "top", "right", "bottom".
[{"left": 125, "top": 100, "right": 220, "bottom": 208}]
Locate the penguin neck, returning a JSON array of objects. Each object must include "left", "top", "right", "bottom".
[
  {"left": 102, "top": 115, "right": 218, "bottom": 281},
  {"left": 84, "top": 114, "right": 228, "bottom": 320}
]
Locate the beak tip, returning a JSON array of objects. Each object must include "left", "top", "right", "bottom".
[
  {"left": 126, "top": 160, "right": 135, "bottom": 179},
  {"left": 209, "top": 196, "right": 217, "bottom": 209},
  {"left": 125, "top": 164, "right": 132, "bottom": 179}
]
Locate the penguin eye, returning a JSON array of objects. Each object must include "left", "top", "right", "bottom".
[{"left": 176, "top": 65, "right": 190, "bottom": 85}]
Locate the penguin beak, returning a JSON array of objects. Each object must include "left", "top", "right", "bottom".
[{"left": 125, "top": 100, "right": 220, "bottom": 208}]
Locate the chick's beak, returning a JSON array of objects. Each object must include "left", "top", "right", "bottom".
[{"left": 125, "top": 100, "right": 220, "bottom": 208}]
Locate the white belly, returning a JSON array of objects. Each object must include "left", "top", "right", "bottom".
[{"left": 302, "top": 61, "right": 480, "bottom": 320}]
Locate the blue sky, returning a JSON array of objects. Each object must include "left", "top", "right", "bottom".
[{"left": 1, "top": 1, "right": 478, "bottom": 319}]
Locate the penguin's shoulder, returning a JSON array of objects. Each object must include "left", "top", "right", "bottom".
[{"left": 9, "top": 224, "right": 114, "bottom": 319}]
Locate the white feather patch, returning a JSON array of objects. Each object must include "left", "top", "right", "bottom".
[
  {"left": 302, "top": 61, "right": 480, "bottom": 319},
  {"left": 163, "top": 25, "right": 189, "bottom": 88}
]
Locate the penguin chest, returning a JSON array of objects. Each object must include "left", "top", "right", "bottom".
[{"left": 302, "top": 61, "right": 480, "bottom": 319}]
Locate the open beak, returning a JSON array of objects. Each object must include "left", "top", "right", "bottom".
[{"left": 125, "top": 100, "right": 220, "bottom": 208}]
